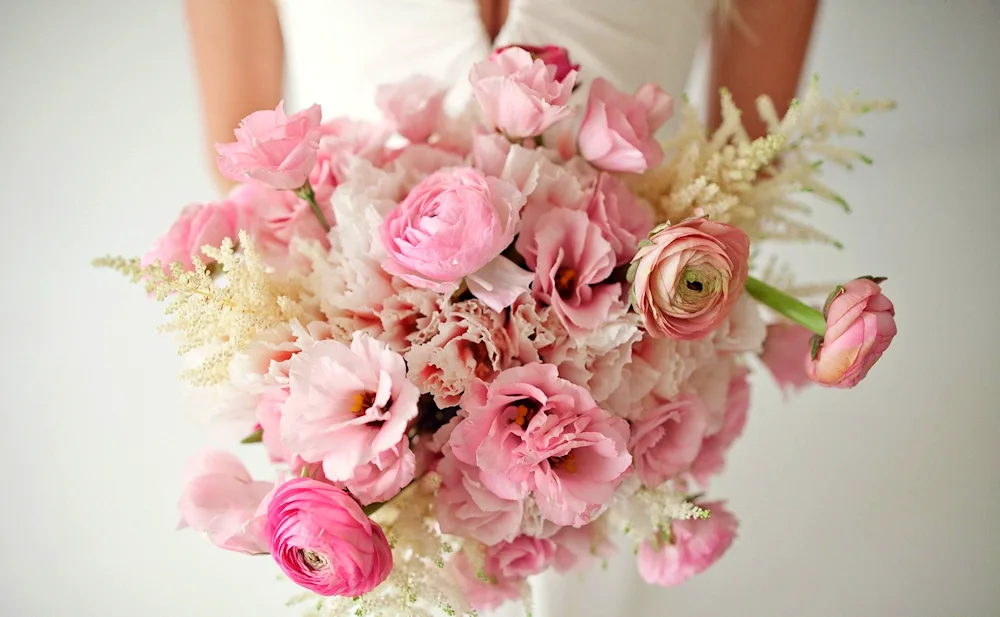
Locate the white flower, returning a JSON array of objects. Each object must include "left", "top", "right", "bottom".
[
  {"left": 713, "top": 295, "right": 767, "bottom": 354},
  {"left": 682, "top": 353, "right": 737, "bottom": 435}
]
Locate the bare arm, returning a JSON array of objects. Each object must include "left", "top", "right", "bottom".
[
  {"left": 184, "top": 0, "right": 285, "bottom": 194},
  {"left": 708, "top": 0, "right": 820, "bottom": 139}
]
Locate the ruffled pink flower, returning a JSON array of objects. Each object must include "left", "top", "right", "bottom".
[
  {"left": 436, "top": 446, "right": 525, "bottom": 546},
  {"left": 216, "top": 102, "right": 322, "bottom": 190},
  {"left": 309, "top": 118, "right": 391, "bottom": 203},
  {"left": 375, "top": 284, "right": 443, "bottom": 353},
  {"left": 550, "top": 521, "right": 615, "bottom": 573},
  {"left": 491, "top": 44, "right": 579, "bottom": 83},
  {"left": 342, "top": 437, "right": 415, "bottom": 506},
  {"left": 448, "top": 551, "right": 523, "bottom": 612},
  {"left": 637, "top": 501, "right": 738, "bottom": 586},
  {"left": 228, "top": 183, "right": 333, "bottom": 267},
  {"left": 629, "top": 395, "right": 709, "bottom": 488},
  {"left": 506, "top": 294, "right": 571, "bottom": 365},
  {"left": 689, "top": 369, "right": 750, "bottom": 487},
  {"left": 177, "top": 449, "right": 273, "bottom": 554},
  {"left": 629, "top": 218, "right": 750, "bottom": 341},
  {"left": 266, "top": 478, "right": 392, "bottom": 596},
  {"left": 141, "top": 200, "right": 242, "bottom": 272},
  {"left": 577, "top": 78, "right": 673, "bottom": 173},
  {"left": 281, "top": 332, "right": 420, "bottom": 481},
  {"left": 229, "top": 320, "right": 334, "bottom": 393},
  {"left": 484, "top": 535, "right": 557, "bottom": 579},
  {"left": 450, "top": 363, "right": 632, "bottom": 527},
  {"left": 585, "top": 173, "right": 655, "bottom": 265},
  {"left": 760, "top": 322, "right": 815, "bottom": 394},
  {"left": 807, "top": 278, "right": 897, "bottom": 388},
  {"left": 376, "top": 75, "right": 448, "bottom": 143},
  {"left": 256, "top": 388, "right": 292, "bottom": 463},
  {"left": 470, "top": 47, "right": 577, "bottom": 139}
]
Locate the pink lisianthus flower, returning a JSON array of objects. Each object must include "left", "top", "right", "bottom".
[
  {"left": 216, "top": 102, "right": 322, "bottom": 190},
  {"left": 484, "top": 534, "right": 557, "bottom": 579},
  {"left": 584, "top": 173, "right": 655, "bottom": 265},
  {"left": 141, "top": 200, "right": 242, "bottom": 272},
  {"left": 177, "top": 449, "right": 273, "bottom": 554},
  {"left": 577, "top": 78, "right": 673, "bottom": 173},
  {"left": 637, "top": 500, "right": 738, "bottom": 587},
  {"left": 807, "top": 277, "right": 897, "bottom": 388},
  {"left": 280, "top": 332, "right": 420, "bottom": 482},
  {"left": 309, "top": 117, "right": 391, "bottom": 204},
  {"left": 255, "top": 388, "right": 292, "bottom": 464},
  {"left": 450, "top": 363, "right": 632, "bottom": 527},
  {"left": 491, "top": 44, "right": 579, "bottom": 83},
  {"left": 375, "top": 75, "right": 448, "bottom": 143},
  {"left": 470, "top": 46, "right": 577, "bottom": 139},
  {"left": 550, "top": 520, "right": 615, "bottom": 573},
  {"left": 341, "top": 436, "right": 415, "bottom": 506},
  {"left": 448, "top": 551, "right": 524, "bottom": 613},
  {"left": 266, "top": 478, "right": 392, "bottom": 596},
  {"left": 689, "top": 369, "right": 750, "bottom": 487},
  {"left": 436, "top": 446, "right": 525, "bottom": 545},
  {"left": 760, "top": 322, "right": 815, "bottom": 395},
  {"left": 629, "top": 395, "right": 709, "bottom": 488}
]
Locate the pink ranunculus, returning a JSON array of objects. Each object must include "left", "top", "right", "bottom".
[
  {"left": 309, "top": 117, "right": 391, "bottom": 204},
  {"left": 577, "top": 78, "right": 673, "bottom": 173},
  {"left": 585, "top": 173, "right": 655, "bottom": 265},
  {"left": 630, "top": 395, "right": 709, "bottom": 488},
  {"left": 689, "top": 369, "right": 750, "bottom": 487},
  {"left": 550, "top": 520, "right": 615, "bottom": 573},
  {"left": 450, "top": 363, "right": 632, "bottom": 527},
  {"left": 255, "top": 388, "right": 292, "bottom": 463},
  {"left": 141, "top": 200, "right": 242, "bottom": 272},
  {"left": 469, "top": 47, "right": 577, "bottom": 139},
  {"left": 343, "top": 436, "right": 415, "bottom": 506},
  {"left": 491, "top": 44, "right": 580, "bottom": 83},
  {"left": 807, "top": 278, "right": 897, "bottom": 388},
  {"left": 436, "top": 446, "right": 525, "bottom": 546},
  {"left": 637, "top": 500, "right": 738, "bottom": 586},
  {"left": 266, "top": 477, "right": 392, "bottom": 596},
  {"left": 281, "top": 332, "right": 420, "bottom": 482},
  {"left": 522, "top": 208, "right": 623, "bottom": 336},
  {"left": 448, "top": 551, "right": 524, "bottom": 613},
  {"left": 177, "top": 449, "right": 273, "bottom": 554},
  {"left": 760, "top": 322, "right": 815, "bottom": 395},
  {"left": 376, "top": 75, "right": 448, "bottom": 144},
  {"left": 484, "top": 535, "right": 557, "bottom": 579},
  {"left": 629, "top": 218, "right": 751, "bottom": 341},
  {"left": 216, "top": 102, "right": 322, "bottom": 190}
]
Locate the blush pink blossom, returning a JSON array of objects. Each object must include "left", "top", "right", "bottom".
[
  {"left": 637, "top": 501, "right": 738, "bottom": 587},
  {"left": 577, "top": 78, "right": 673, "bottom": 173},
  {"left": 228, "top": 183, "right": 333, "bottom": 267},
  {"left": 550, "top": 521, "right": 615, "bottom": 573},
  {"left": 255, "top": 388, "right": 292, "bottom": 463},
  {"left": 376, "top": 75, "right": 448, "bottom": 143},
  {"left": 469, "top": 46, "right": 577, "bottom": 139},
  {"left": 375, "top": 283, "right": 442, "bottom": 353},
  {"left": 629, "top": 395, "right": 709, "bottom": 488},
  {"left": 450, "top": 363, "right": 632, "bottom": 527},
  {"left": 760, "top": 322, "right": 815, "bottom": 394},
  {"left": 281, "top": 332, "right": 420, "bottom": 482},
  {"left": 436, "top": 446, "right": 525, "bottom": 546},
  {"left": 266, "top": 478, "right": 392, "bottom": 596},
  {"left": 342, "top": 436, "right": 415, "bottom": 506},
  {"left": 216, "top": 102, "right": 322, "bottom": 190},
  {"left": 585, "top": 173, "right": 655, "bottom": 265},
  {"left": 309, "top": 118, "right": 391, "bottom": 203},
  {"left": 142, "top": 200, "right": 242, "bottom": 272},
  {"left": 491, "top": 44, "right": 579, "bottom": 83},
  {"left": 807, "top": 278, "right": 897, "bottom": 388},
  {"left": 689, "top": 370, "right": 750, "bottom": 487},
  {"left": 448, "top": 551, "right": 523, "bottom": 612},
  {"left": 484, "top": 534, "right": 557, "bottom": 578}
]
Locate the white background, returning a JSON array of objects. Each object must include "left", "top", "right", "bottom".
[{"left": 1, "top": 1, "right": 998, "bottom": 616}]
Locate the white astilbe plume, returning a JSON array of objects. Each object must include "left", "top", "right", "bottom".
[{"left": 609, "top": 477, "right": 710, "bottom": 546}]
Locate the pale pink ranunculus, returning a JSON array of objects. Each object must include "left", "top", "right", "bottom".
[
  {"left": 376, "top": 75, "right": 448, "bottom": 143},
  {"left": 216, "top": 102, "right": 322, "bottom": 190},
  {"left": 629, "top": 394, "right": 709, "bottom": 488},
  {"left": 177, "top": 449, "right": 273, "bottom": 554},
  {"left": 760, "top": 322, "right": 815, "bottom": 395},
  {"left": 142, "top": 200, "right": 242, "bottom": 272},
  {"left": 470, "top": 47, "right": 577, "bottom": 139},
  {"left": 807, "top": 278, "right": 897, "bottom": 388},
  {"left": 689, "top": 369, "right": 750, "bottom": 487},
  {"left": 436, "top": 446, "right": 524, "bottom": 545},
  {"left": 255, "top": 388, "right": 292, "bottom": 464},
  {"left": 577, "top": 78, "right": 673, "bottom": 174},
  {"left": 585, "top": 173, "right": 655, "bottom": 265},
  {"left": 448, "top": 551, "right": 524, "bottom": 613},
  {"left": 550, "top": 520, "right": 615, "bottom": 573},
  {"left": 309, "top": 118, "right": 391, "bottom": 203},
  {"left": 281, "top": 332, "right": 420, "bottom": 482},
  {"left": 484, "top": 534, "right": 557, "bottom": 579},
  {"left": 490, "top": 44, "right": 580, "bottom": 83},
  {"left": 637, "top": 500, "right": 738, "bottom": 587},
  {"left": 342, "top": 436, "right": 415, "bottom": 506},
  {"left": 266, "top": 477, "right": 392, "bottom": 596},
  {"left": 450, "top": 363, "right": 632, "bottom": 527},
  {"left": 629, "top": 218, "right": 751, "bottom": 341}
]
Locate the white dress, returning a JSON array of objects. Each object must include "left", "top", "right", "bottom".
[{"left": 274, "top": 1, "right": 716, "bottom": 615}]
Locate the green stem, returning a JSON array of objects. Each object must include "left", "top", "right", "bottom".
[
  {"left": 745, "top": 276, "right": 826, "bottom": 336},
  {"left": 294, "top": 181, "right": 331, "bottom": 232}
]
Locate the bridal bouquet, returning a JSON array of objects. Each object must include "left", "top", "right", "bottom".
[{"left": 98, "top": 45, "right": 897, "bottom": 616}]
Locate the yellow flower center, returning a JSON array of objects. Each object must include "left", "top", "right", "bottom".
[{"left": 351, "top": 391, "right": 377, "bottom": 415}]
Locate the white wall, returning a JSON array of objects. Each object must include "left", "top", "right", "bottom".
[{"left": 0, "top": 1, "right": 997, "bottom": 616}]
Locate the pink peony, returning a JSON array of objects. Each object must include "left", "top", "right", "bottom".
[
  {"left": 177, "top": 449, "right": 273, "bottom": 554},
  {"left": 342, "top": 436, "right": 415, "bottom": 506},
  {"left": 550, "top": 521, "right": 615, "bottom": 573},
  {"left": 266, "top": 478, "right": 392, "bottom": 596},
  {"left": 807, "top": 278, "right": 897, "bottom": 388},
  {"left": 629, "top": 395, "right": 709, "bottom": 488},
  {"left": 450, "top": 363, "right": 632, "bottom": 527},
  {"left": 484, "top": 535, "right": 557, "bottom": 579},
  {"left": 491, "top": 44, "right": 579, "bottom": 83},
  {"left": 216, "top": 102, "right": 322, "bottom": 190},
  {"left": 255, "top": 388, "right": 292, "bottom": 463},
  {"left": 629, "top": 218, "right": 750, "bottom": 341},
  {"left": 760, "top": 322, "right": 815, "bottom": 394},
  {"left": 577, "top": 78, "right": 673, "bottom": 173},
  {"left": 637, "top": 501, "right": 738, "bottom": 586},
  {"left": 436, "top": 446, "right": 525, "bottom": 545},
  {"left": 448, "top": 551, "right": 523, "bottom": 612},
  {"left": 376, "top": 75, "right": 448, "bottom": 143},
  {"left": 585, "top": 173, "right": 655, "bottom": 265},
  {"left": 469, "top": 47, "right": 577, "bottom": 139},
  {"left": 281, "top": 332, "right": 420, "bottom": 481},
  {"left": 309, "top": 117, "right": 391, "bottom": 203},
  {"left": 689, "top": 369, "right": 750, "bottom": 487},
  {"left": 142, "top": 200, "right": 242, "bottom": 272}
]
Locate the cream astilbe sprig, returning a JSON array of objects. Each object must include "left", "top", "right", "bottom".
[{"left": 609, "top": 479, "right": 711, "bottom": 548}]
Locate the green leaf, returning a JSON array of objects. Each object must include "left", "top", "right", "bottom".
[
  {"left": 857, "top": 275, "right": 888, "bottom": 285},
  {"left": 810, "top": 334, "right": 824, "bottom": 360},
  {"left": 822, "top": 285, "right": 846, "bottom": 318},
  {"left": 240, "top": 427, "right": 263, "bottom": 444}
]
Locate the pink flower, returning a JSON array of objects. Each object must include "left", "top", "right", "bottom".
[
  {"left": 256, "top": 389, "right": 292, "bottom": 463},
  {"left": 491, "top": 44, "right": 579, "bottom": 83},
  {"left": 629, "top": 395, "right": 709, "bottom": 488},
  {"left": 484, "top": 535, "right": 557, "bottom": 578},
  {"left": 550, "top": 521, "right": 615, "bottom": 573},
  {"left": 760, "top": 322, "right": 815, "bottom": 394},
  {"left": 177, "top": 449, "right": 273, "bottom": 554},
  {"left": 450, "top": 363, "right": 632, "bottom": 527},
  {"left": 142, "top": 200, "right": 241, "bottom": 272},
  {"left": 637, "top": 501, "right": 738, "bottom": 586},
  {"left": 506, "top": 294, "right": 570, "bottom": 365},
  {"left": 522, "top": 208, "right": 623, "bottom": 336},
  {"left": 266, "top": 478, "right": 392, "bottom": 596},
  {"left": 228, "top": 183, "right": 333, "bottom": 267},
  {"left": 448, "top": 551, "right": 523, "bottom": 612},
  {"left": 470, "top": 47, "right": 577, "bottom": 139},
  {"left": 689, "top": 370, "right": 750, "bottom": 487},
  {"left": 577, "top": 78, "right": 673, "bottom": 173},
  {"left": 375, "top": 284, "right": 443, "bottom": 353},
  {"left": 216, "top": 102, "right": 322, "bottom": 190},
  {"left": 229, "top": 320, "right": 334, "bottom": 393},
  {"left": 436, "top": 446, "right": 525, "bottom": 545},
  {"left": 309, "top": 118, "right": 391, "bottom": 203},
  {"left": 585, "top": 174, "right": 655, "bottom": 265},
  {"left": 376, "top": 75, "right": 448, "bottom": 143},
  {"left": 807, "top": 277, "right": 897, "bottom": 388},
  {"left": 629, "top": 218, "right": 751, "bottom": 340},
  {"left": 343, "top": 437, "right": 415, "bottom": 506},
  {"left": 281, "top": 332, "right": 420, "bottom": 481}
]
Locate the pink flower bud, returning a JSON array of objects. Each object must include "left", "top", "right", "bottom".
[{"left": 491, "top": 44, "right": 580, "bottom": 82}]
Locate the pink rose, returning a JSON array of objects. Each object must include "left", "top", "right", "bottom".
[
  {"left": 585, "top": 173, "right": 655, "bottom": 265},
  {"left": 629, "top": 218, "right": 751, "bottom": 340},
  {"left": 266, "top": 478, "right": 392, "bottom": 596},
  {"left": 807, "top": 278, "right": 897, "bottom": 388},
  {"left": 216, "top": 102, "right": 322, "bottom": 190},
  {"left": 689, "top": 370, "right": 750, "bottom": 487},
  {"left": 450, "top": 363, "right": 632, "bottom": 527},
  {"left": 550, "top": 521, "right": 615, "bottom": 573},
  {"left": 255, "top": 389, "right": 292, "bottom": 463},
  {"left": 281, "top": 332, "right": 420, "bottom": 481},
  {"left": 142, "top": 200, "right": 242, "bottom": 272},
  {"left": 491, "top": 44, "right": 579, "bottom": 83},
  {"left": 577, "top": 78, "right": 673, "bottom": 173},
  {"left": 469, "top": 47, "right": 577, "bottom": 139},
  {"left": 436, "top": 446, "right": 525, "bottom": 546},
  {"left": 342, "top": 436, "right": 415, "bottom": 506},
  {"left": 177, "top": 449, "right": 273, "bottom": 554},
  {"left": 760, "top": 322, "right": 815, "bottom": 394},
  {"left": 448, "top": 551, "right": 523, "bottom": 613},
  {"left": 376, "top": 75, "right": 448, "bottom": 143},
  {"left": 637, "top": 500, "right": 738, "bottom": 587},
  {"left": 309, "top": 118, "right": 391, "bottom": 203},
  {"left": 484, "top": 535, "right": 557, "bottom": 578},
  {"left": 630, "top": 395, "right": 709, "bottom": 488}
]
